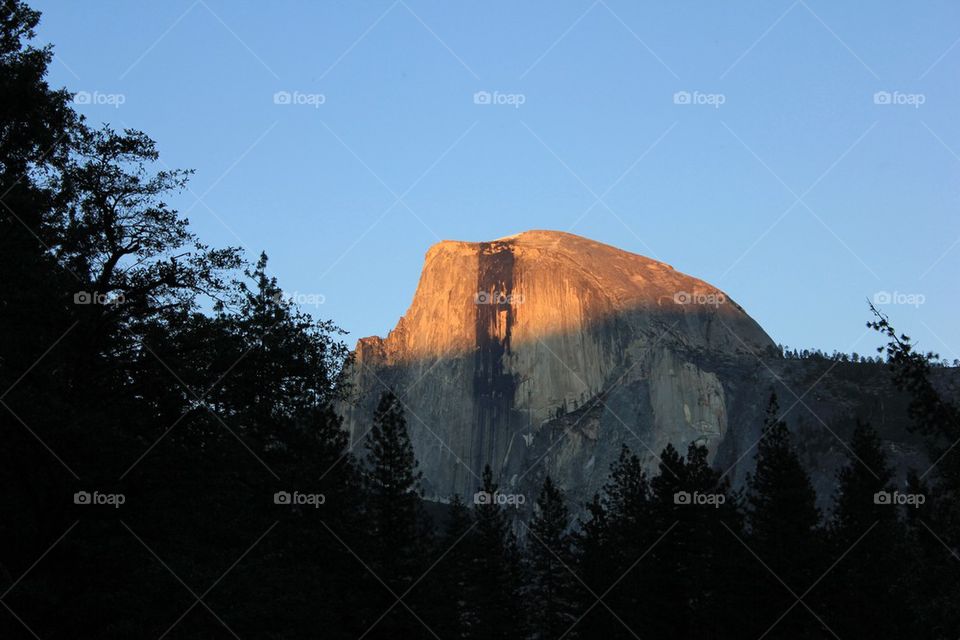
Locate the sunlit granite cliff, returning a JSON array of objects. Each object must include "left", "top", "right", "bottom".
[{"left": 342, "top": 230, "right": 790, "bottom": 503}]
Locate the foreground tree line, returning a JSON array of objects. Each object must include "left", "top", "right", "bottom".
[
  {"left": 361, "top": 384, "right": 960, "bottom": 640},
  {"left": 1, "top": 2, "right": 959, "bottom": 638}
]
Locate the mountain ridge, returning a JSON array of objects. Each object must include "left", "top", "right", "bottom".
[{"left": 355, "top": 229, "right": 775, "bottom": 364}]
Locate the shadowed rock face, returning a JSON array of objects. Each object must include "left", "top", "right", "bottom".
[
  {"left": 473, "top": 242, "right": 519, "bottom": 483},
  {"left": 342, "top": 230, "right": 786, "bottom": 503}
]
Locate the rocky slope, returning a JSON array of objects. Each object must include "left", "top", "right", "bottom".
[{"left": 342, "top": 230, "right": 796, "bottom": 503}]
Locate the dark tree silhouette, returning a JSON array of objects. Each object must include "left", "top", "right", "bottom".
[
  {"left": 819, "top": 420, "right": 908, "bottom": 639},
  {"left": 429, "top": 494, "right": 476, "bottom": 638},
  {"left": 743, "top": 393, "right": 825, "bottom": 637},
  {"left": 362, "top": 391, "right": 430, "bottom": 638},
  {"left": 869, "top": 306, "right": 960, "bottom": 635},
  {"left": 522, "top": 476, "right": 580, "bottom": 639},
  {"left": 466, "top": 465, "right": 523, "bottom": 640},
  {"left": 575, "top": 445, "right": 654, "bottom": 639}
]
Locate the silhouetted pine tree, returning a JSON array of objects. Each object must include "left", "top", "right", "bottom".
[
  {"left": 638, "top": 442, "right": 743, "bottom": 639},
  {"left": 898, "top": 470, "right": 949, "bottom": 639},
  {"left": 575, "top": 446, "right": 654, "bottom": 639},
  {"left": 819, "top": 420, "right": 908, "bottom": 639},
  {"left": 428, "top": 494, "right": 476, "bottom": 639},
  {"left": 466, "top": 465, "right": 523, "bottom": 640},
  {"left": 572, "top": 492, "right": 612, "bottom": 638},
  {"left": 680, "top": 443, "right": 744, "bottom": 639},
  {"left": 645, "top": 443, "right": 691, "bottom": 638},
  {"left": 869, "top": 306, "right": 960, "bottom": 634},
  {"left": 743, "top": 393, "right": 825, "bottom": 638},
  {"left": 362, "top": 391, "right": 430, "bottom": 639},
  {"left": 523, "top": 476, "right": 580, "bottom": 639}
]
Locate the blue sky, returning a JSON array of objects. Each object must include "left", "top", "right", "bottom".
[{"left": 35, "top": 0, "right": 960, "bottom": 358}]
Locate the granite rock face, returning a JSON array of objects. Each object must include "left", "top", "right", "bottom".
[{"left": 342, "top": 230, "right": 785, "bottom": 503}]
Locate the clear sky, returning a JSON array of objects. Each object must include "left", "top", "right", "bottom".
[{"left": 34, "top": 0, "right": 960, "bottom": 359}]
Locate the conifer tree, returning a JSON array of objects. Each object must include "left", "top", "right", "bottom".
[
  {"left": 820, "top": 420, "right": 908, "bottom": 638},
  {"left": 575, "top": 446, "right": 653, "bottom": 639},
  {"left": 467, "top": 465, "right": 522, "bottom": 640},
  {"left": 429, "top": 494, "right": 476, "bottom": 639},
  {"left": 679, "top": 443, "right": 744, "bottom": 639},
  {"left": 645, "top": 443, "right": 690, "bottom": 637},
  {"left": 572, "top": 492, "right": 611, "bottom": 638},
  {"left": 744, "top": 393, "right": 824, "bottom": 637},
  {"left": 362, "top": 391, "right": 428, "bottom": 637},
  {"left": 645, "top": 442, "right": 743, "bottom": 639},
  {"left": 869, "top": 306, "right": 960, "bottom": 633},
  {"left": 523, "top": 476, "right": 580, "bottom": 639}
]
